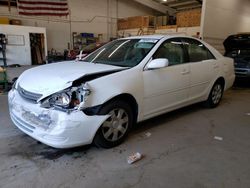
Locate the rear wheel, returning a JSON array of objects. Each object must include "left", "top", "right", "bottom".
[
  {"left": 93, "top": 100, "right": 133, "bottom": 148},
  {"left": 205, "top": 81, "right": 224, "bottom": 108}
]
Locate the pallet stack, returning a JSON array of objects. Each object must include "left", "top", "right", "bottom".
[
  {"left": 117, "top": 9, "right": 201, "bottom": 37},
  {"left": 176, "top": 9, "right": 201, "bottom": 27},
  {"left": 117, "top": 15, "right": 156, "bottom": 37},
  {"left": 117, "top": 16, "right": 155, "bottom": 30}
]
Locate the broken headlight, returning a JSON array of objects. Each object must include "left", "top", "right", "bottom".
[
  {"left": 49, "top": 93, "right": 71, "bottom": 107},
  {"left": 42, "top": 84, "right": 91, "bottom": 109}
]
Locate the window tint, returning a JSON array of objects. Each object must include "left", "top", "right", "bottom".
[
  {"left": 153, "top": 39, "right": 185, "bottom": 66},
  {"left": 182, "top": 38, "right": 215, "bottom": 62}
]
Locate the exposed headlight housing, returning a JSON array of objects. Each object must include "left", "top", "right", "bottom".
[
  {"left": 49, "top": 93, "right": 71, "bottom": 107},
  {"left": 41, "top": 83, "right": 91, "bottom": 110}
]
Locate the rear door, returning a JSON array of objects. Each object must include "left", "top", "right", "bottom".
[{"left": 181, "top": 38, "right": 217, "bottom": 100}]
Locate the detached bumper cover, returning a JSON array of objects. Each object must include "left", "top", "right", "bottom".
[{"left": 8, "top": 89, "right": 109, "bottom": 148}]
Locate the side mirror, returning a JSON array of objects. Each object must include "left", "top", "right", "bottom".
[{"left": 146, "top": 58, "right": 169, "bottom": 70}]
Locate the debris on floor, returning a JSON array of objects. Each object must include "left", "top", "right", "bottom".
[
  {"left": 214, "top": 136, "right": 223, "bottom": 141},
  {"left": 246, "top": 113, "right": 250, "bottom": 116},
  {"left": 127, "top": 152, "right": 143, "bottom": 164},
  {"left": 72, "top": 152, "right": 81, "bottom": 159},
  {"left": 137, "top": 132, "right": 152, "bottom": 141},
  {"left": 145, "top": 132, "right": 152, "bottom": 138}
]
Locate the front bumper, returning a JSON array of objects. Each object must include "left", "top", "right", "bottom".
[{"left": 8, "top": 89, "right": 109, "bottom": 148}]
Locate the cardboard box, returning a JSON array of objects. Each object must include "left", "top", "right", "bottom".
[
  {"left": 118, "top": 16, "right": 155, "bottom": 30},
  {"left": 177, "top": 9, "right": 201, "bottom": 27},
  {"left": 0, "top": 17, "right": 9, "bottom": 25},
  {"left": 10, "top": 19, "right": 22, "bottom": 25}
]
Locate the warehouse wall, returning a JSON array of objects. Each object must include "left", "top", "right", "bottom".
[
  {"left": 0, "top": 25, "right": 47, "bottom": 65},
  {"left": 201, "top": 0, "right": 250, "bottom": 53},
  {"left": 0, "top": 0, "right": 155, "bottom": 52}
]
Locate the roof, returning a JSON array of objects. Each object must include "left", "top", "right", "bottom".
[
  {"left": 122, "top": 35, "right": 166, "bottom": 40},
  {"left": 122, "top": 34, "right": 199, "bottom": 40}
]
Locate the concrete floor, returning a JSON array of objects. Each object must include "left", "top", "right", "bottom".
[{"left": 1, "top": 83, "right": 250, "bottom": 188}]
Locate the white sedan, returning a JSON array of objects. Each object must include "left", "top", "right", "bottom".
[{"left": 8, "top": 35, "right": 235, "bottom": 148}]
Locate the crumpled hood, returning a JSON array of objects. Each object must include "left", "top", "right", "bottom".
[{"left": 17, "top": 61, "right": 125, "bottom": 97}]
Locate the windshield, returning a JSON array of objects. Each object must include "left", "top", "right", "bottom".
[{"left": 84, "top": 39, "right": 158, "bottom": 67}]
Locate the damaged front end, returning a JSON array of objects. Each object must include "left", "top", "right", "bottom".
[
  {"left": 8, "top": 63, "right": 128, "bottom": 148},
  {"left": 8, "top": 83, "right": 110, "bottom": 148},
  {"left": 40, "top": 82, "right": 92, "bottom": 113},
  {"left": 38, "top": 69, "right": 125, "bottom": 114}
]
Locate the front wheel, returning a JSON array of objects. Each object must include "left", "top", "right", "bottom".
[
  {"left": 205, "top": 81, "right": 224, "bottom": 108},
  {"left": 93, "top": 101, "right": 133, "bottom": 148}
]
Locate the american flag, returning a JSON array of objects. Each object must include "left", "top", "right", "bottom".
[{"left": 17, "top": 0, "right": 69, "bottom": 16}]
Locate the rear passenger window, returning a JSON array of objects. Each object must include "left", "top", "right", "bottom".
[
  {"left": 153, "top": 39, "right": 186, "bottom": 66},
  {"left": 182, "top": 38, "right": 215, "bottom": 62}
]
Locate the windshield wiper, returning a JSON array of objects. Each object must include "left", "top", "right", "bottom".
[{"left": 87, "top": 60, "right": 130, "bottom": 68}]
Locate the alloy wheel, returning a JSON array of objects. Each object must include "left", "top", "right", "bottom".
[
  {"left": 102, "top": 108, "right": 129, "bottom": 142},
  {"left": 211, "top": 84, "right": 222, "bottom": 104}
]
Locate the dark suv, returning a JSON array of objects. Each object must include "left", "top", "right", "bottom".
[{"left": 224, "top": 34, "right": 250, "bottom": 79}]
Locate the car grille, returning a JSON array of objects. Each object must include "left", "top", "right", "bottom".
[{"left": 17, "top": 85, "right": 42, "bottom": 102}]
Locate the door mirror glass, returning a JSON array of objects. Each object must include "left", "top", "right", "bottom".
[{"left": 146, "top": 58, "right": 169, "bottom": 70}]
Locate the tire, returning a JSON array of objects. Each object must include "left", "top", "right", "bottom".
[
  {"left": 93, "top": 100, "right": 133, "bottom": 148},
  {"left": 205, "top": 81, "right": 224, "bottom": 108}
]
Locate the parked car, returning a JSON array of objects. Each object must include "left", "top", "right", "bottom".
[
  {"left": 224, "top": 34, "right": 250, "bottom": 79},
  {"left": 8, "top": 35, "right": 235, "bottom": 148}
]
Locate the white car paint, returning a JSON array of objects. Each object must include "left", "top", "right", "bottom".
[
  {"left": 8, "top": 35, "right": 235, "bottom": 148},
  {"left": 16, "top": 61, "right": 126, "bottom": 100}
]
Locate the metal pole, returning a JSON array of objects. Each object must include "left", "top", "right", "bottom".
[{"left": 8, "top": 0, "right": 11, "bottom": 12}]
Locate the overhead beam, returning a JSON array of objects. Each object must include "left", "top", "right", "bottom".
[
  {"left": 158, "top": 0, "right": 178, "bottom": 4},
  {"left": 133, "top": 0, "right": 176, "bottom": 15},
  {"left": 169, "top": 0, "right": 198, "bottom": 7},
  {"left": 176, "top": 5, "right": 202, "bottom": 11}
]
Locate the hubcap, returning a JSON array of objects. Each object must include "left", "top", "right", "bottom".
[
  {"left": 212, "top": 84, "right": 222, "bottom": 104},
  {"left": 102, "top": 108, "right": 129, "bottom": 142}
]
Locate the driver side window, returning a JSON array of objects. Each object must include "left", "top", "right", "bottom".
[{"left": 153, "top": 39, "right": 185, "bottom": 66}]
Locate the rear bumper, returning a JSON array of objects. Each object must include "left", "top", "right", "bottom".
[{"left": 8, "top": 89, "right": 109, "bottom": 148}]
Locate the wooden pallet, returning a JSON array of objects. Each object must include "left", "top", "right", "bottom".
[
  {"left": 118, "top": 16, "right": 155, "bottom": 30},
  {"left": 177, "top": 9, "right": 201, "bottom": 27}
]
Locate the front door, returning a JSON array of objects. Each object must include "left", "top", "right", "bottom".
[{"left": 143, "top": 38, "right": 190, "bottom": 119}]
